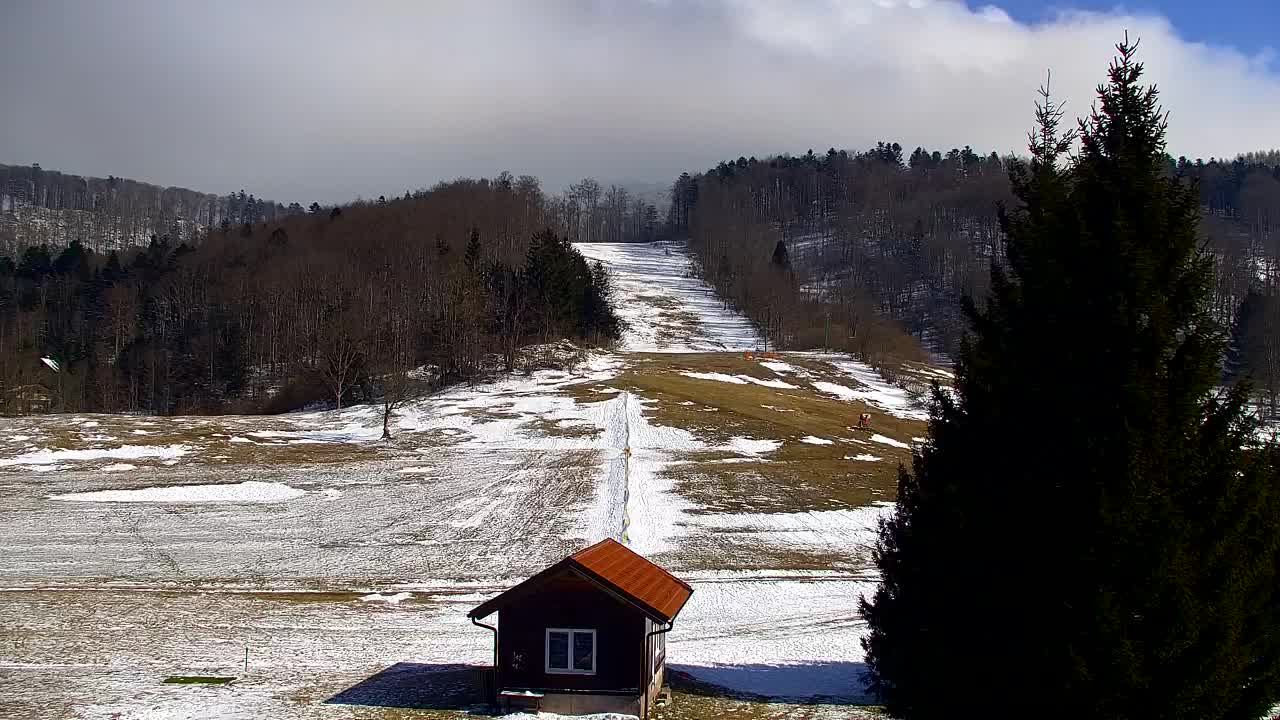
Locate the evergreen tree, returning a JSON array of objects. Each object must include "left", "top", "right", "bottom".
[
  {"left": 860, "top": 37, "right": 1280, "bottom": 720},
  {"left": 771, "top": 239, "right": 790, "bottom": 268},
  {"left": 465, "top": 227, "right": 482, "bottom": 274}
]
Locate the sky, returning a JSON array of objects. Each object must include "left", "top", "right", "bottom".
[{"left": 2, "top": 0, "right": 1279, "bottom": 205}]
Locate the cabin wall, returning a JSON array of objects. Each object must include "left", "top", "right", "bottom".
[
  {"left": 642, "top": 617, "right": 669, "bottom": 715},
  {"left": 496, "top": 571, "right": 645, "bottom": 694}
]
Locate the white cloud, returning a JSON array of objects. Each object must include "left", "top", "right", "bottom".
[{"left": 0, "top": 0, "right": 1275, "bottom": 203}]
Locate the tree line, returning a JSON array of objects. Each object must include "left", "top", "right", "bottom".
[
  {"left": 671, "top": 133, "right": 1280, "bottom": 410},
  {"left": 0, "top": 163, "right": 311, "bottom": 254},
  {"left": 1, "top": 163, "right": 665, "bottom": 256},
  {"left": 0, "top": 175, "right": 620, "bottom": 415}
]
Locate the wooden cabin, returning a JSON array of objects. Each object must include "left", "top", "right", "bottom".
[
  {"left": 469, "top": 538, "right": 693, "bottom": 717},
  {"left": 4, "top": 384, "right": 51, "bottom": 414}
]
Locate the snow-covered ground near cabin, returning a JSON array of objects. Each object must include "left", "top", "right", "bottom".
[{"left": 0, "top": 242, "right": 929, "bottom": 718}]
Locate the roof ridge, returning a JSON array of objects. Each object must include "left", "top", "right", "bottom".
[{"left": 572, "top": 537, "right": 693, "bottom": 592}]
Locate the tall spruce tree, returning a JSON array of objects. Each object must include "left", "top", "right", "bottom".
[{"left": 860, "top": 37, "right": 1280, "bottom": 720}]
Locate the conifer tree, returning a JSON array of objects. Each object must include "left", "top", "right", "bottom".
[
  {"left": 465, "top": 227, "right": 482, "bottom": 274},
  {"left": 771, "top": 239, "right": 790, "bottom": 268},
  {"left": 860, "top": 36, "right": 1280, "bottom": 720}
]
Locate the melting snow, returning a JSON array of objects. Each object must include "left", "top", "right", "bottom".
[
  {"left": 574, "top": 241, "right": 764, "bottom": 353},
  {"left": 680, "top": 371, "right": 795, "bottom": 389},
  {"left": 759, "top": 360, "right": 800, "bottom": 374},
  {"left": 726, "top": 437, "right": 782, "bottom": 455},
  {"left": 870, "top": 434, "right": 910, "bottom": 449},
  {"left": 358, "top": 592, "right": 413, "bottom": 604},
  {"left": 812, "top": 380, "right": 859, "bottom": 400},
  {"left": 686, "top": 505, "right": 890, "bottom": 550},
  {"left": 0, "top": 444, "right": 190, "bottom": 467},
  {"left": 822, "top": 356, "right": 930, "bottom": 421},
  {"left": 51, "top": 480, "right": 305, "bottom": 504},
  {"left": 800, "top": 436, "right": 833, "bottom": 445},
  {"left": 100, "top": 463, "right": 137, "bottom": 472},
  {"left": 845, "top": 454, "right": 882, "bottom": 462}
]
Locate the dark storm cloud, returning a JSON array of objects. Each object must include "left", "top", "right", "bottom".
[{"left": 3, "top": 0, "right": 1278, "bottom": 204}]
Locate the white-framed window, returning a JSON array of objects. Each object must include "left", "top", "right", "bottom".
[{"left": 545, "top": 628, "right": 596, "bottom": 675}]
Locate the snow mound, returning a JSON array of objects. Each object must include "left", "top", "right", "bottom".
[
  {"left": 0, "top": 444, "right": 190, "bottom": 467},
  {"left": 51, "top": 480, "right": 305, "bottom": 504}
]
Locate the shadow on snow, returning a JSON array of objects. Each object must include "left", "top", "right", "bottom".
[
  {"left": 668, "top": 661, "right": 876, "bottom": 705},
  {"left": 325, "top": 662, "right": 491, "bottom": 712},
  {"left": 326, "top": 660, "right": 878, "bottom": 711}
]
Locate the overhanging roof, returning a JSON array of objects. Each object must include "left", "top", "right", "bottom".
[{"left": 469, "top": 538, "right": 693, "bottom": 623}]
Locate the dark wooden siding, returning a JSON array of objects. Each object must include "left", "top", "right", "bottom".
[{"left": 497, "top": 570, "right": 645, "bottom": 693}]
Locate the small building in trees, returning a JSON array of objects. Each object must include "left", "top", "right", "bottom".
[
  {"left": 4, "top": 384, "right": 51, "bottom": 414},
  {"left": 469, "top": 538, "right": 692, "bottom": 717}
]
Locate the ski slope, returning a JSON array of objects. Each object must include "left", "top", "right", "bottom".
[
  {"left": 574, "top": 241, "right": 765, "bottom": 353},
  {"left": 0, "top": 241, "right": 926, "bottom": 718}
]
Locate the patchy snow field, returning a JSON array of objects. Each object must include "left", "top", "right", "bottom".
[{"left": 0, "top": 242, "right": 931, "bottom": 719}]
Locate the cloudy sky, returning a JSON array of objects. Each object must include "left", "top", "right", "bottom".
[{"left": 2, "top": 0, "right": 1278, "bottom": 204}]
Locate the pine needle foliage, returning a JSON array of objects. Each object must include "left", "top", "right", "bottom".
[{"left": 860, "top": 35, "right": 1280, "bottom": 720}]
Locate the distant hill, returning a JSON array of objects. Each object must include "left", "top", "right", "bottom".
[{"left": 0, "top": 163, "right": 295, "bottom": 254}]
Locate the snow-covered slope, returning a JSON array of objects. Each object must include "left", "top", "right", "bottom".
[
  {"left": 574, "top": 241, "right": 765, "bottom": 353},
  {"left": 0, "top": 242, "right": 929, "bottom": 717}
]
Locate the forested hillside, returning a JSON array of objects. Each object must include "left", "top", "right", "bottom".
[
  {"left": 672, "top": 146, "right": 1280, "bottom": 404},
  {"left": 0, "top": 163, "right": 665, "bottom": 256},
  {"left": 0, "top": 176, "right": 621, "bottom": 414},
  {"left": 0, "top": 163, "right": 301, "bottom": 254}
]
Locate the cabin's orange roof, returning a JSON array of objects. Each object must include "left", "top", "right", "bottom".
[
  {"left": 569, "top": 538, "right": 692, "bottom": 622},
  {"left": 468, "top": 538, "right": 693, "bottom": 623}
]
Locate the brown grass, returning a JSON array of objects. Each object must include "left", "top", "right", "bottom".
[{"left": 572, "top": 352, "right": 923, "bottom": 513}]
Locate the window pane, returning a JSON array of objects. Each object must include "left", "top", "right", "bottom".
[
  {"left": 548, "top": 631, "right": 569, "bottom": 669},
  {"left": 573, "top": 632, "right": 594, "bottom": 671}
]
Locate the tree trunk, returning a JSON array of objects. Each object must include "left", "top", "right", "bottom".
[{"left": 382, "top": 404, "right": 392, "bottom": 440}]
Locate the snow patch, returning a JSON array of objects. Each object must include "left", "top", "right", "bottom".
[
  {"left": 870, "top": 434, "right": 910, "bottom": 449},
  {"left": 845, "top": 454, "right": 882, "bottom": 462},
  {"left": 800, "top": 436, "right": 833, "bottom": 445},
  {"left": 101, "top": 463, "right": 137, "bottom": 472},
  {"left": 822, "top": 356, "right": 930, "bottom": 421},
  {"left": 726, "top": 437, "right": 781, "bottom": 455},
  {"left": 0, "top": 444, "right": 190, "bottom": 467},
  {"left": 686, "top": 504, "right": 891, "bottom": 551},
  {"left": 358, "top": 592, "right": 413, "bottom": 604},
  {"left": 680, "top": 371, "right": 795, "bottom": 389},
  {"left": 51, "top": 480, "right": 305, "bottom": 504}
]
